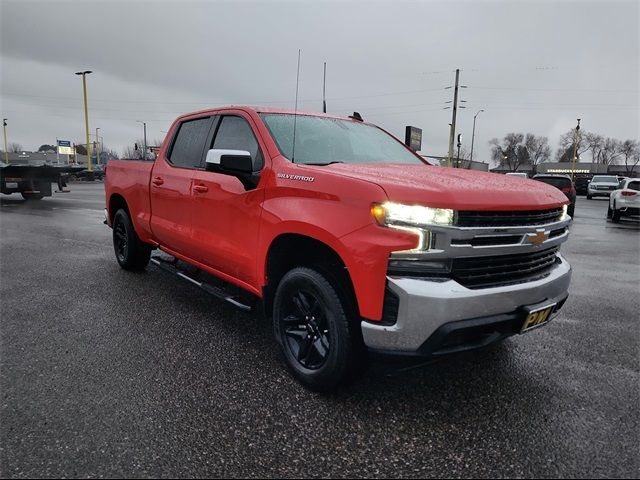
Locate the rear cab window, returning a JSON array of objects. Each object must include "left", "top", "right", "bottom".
[{"left": 168, "top": 116, "right": 214, "bottom": 169}]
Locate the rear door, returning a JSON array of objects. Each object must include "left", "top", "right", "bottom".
[
  {"left": 150, "top": 115, "right": 214, "bottom": 254},
  {"left": 190, "top": 114, "right": 266, "bottom": 288}
]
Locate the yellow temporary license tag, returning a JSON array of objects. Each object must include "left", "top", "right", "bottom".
[{"left": 521, "top": 304, "right": 556, "bottom": 333}]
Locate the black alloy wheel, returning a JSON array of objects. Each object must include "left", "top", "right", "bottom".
[
  {"left": 281, "top": 289, "right": 331, "bottom": 370},
  {"left": 273, "top": 267, "right": 365, "bottom": 391},
  {"left": 114, "top": 218, "right": 128, "bottom": 264},
  {"left": 112, "top": 209, "right": 151, "bottom": 270}
]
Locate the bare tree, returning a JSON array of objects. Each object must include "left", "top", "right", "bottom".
[
  {"left": 598, "top": 137, "right": 622, "bottom": 165},
  {"left": 524, "top": 134, "right": 551, "bottom": 169},
  {"left": 8, "top": 142, "right": 23, "bottom": 152},
  {"left": 490, "top": 133, "right": 531, "bottom": 171},
  {"left": 619, "top": 140, "right": 639, "bottom": 175},
  {"left": 584, "top": 132, "right": 610, "bottom": 164},
  {"left": 123, "top": 139, "right": 156, "bottom": 159},
  {"left": 556, "top": 129, "right": 589, "bottom": 162}
]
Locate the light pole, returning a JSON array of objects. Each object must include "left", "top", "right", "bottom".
[
  {"left": 2, "top": 118, "right": 8, "bottom": 164},
  {"left": 571, "top": 119, "right": 581, "bottom": 182},
  {"left": 75, "top": 70, "right": 93, "bottom": 174},
  {"left": 95, "top": 127, "right": 101, "bottom": 165},
  {"left": 470, "top": 109, "right": 484, "bottom": 163},
  {"left": 136, "top": 121, "right": 147, "bottom": 160}
]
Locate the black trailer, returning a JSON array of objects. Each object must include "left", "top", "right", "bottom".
[{"left": 0, "top": 163, "right": 85, "bottom": 200}]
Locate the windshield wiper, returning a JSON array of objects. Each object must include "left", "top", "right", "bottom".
[{"left": 303, "top": 161, "right": 345, "bottom": 166}]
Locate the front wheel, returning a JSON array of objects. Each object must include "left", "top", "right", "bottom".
[
  {"left": 273, "top": 267, "right": 365, "bottom": 392},
  {"left": 112, "top": 209, "right": 151, "bottom": 270}
]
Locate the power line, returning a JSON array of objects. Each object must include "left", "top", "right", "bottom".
[{"left": 472, "top": 86, "right": 638, "bottom": 93}]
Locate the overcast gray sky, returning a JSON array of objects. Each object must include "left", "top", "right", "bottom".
[{"left": 1, "top": 0, "right": 638, "bottom": 163}]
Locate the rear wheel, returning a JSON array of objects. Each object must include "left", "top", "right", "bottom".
[
  {"left": 587, "top": 194, "right": 592, "bottom": 200},
  {"left": 112, "top": 209, "right": 151, "bottom": 270},
  {"left": 273, "top": 267, "right": 365, "bottom": 392},
  {"left": 611, "top": 203, "right": 621, "bottom": 223}
]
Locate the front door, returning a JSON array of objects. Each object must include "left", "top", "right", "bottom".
[{"left": 190, "top": 114, "right": 266, "bottom": 288}]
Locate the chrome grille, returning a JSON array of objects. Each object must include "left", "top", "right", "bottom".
[{"left": 456, "top": 208, "right": 563, "bottom": 227}]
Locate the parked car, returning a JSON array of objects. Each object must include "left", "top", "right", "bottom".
[
  {"left": 608, "top": 177, "right": 640, "bottom": 223},
  {"left": 533, "top": 174, "right": 576, "bottom": 217},
  {"left": 587, "top": 175, "right": 620, "bottom": 199},
  {"left": 505, "top": 172, "right": 529, "bottom": 179},
  {"left": 104, "top": 106, "right": 572, "bottom": 391},
  {"left": 575, "top": 176, "right": 590, "bottom": 196}
]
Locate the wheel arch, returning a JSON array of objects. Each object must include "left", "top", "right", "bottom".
[
  {"left": 263, "top": 233, "right": 359, "bottom": 321},
  {"left": 109, "top": 193, "right": 129, "bottom": 224}
]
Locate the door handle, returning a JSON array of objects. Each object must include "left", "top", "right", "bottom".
[
  {"left": 152, "top": 177, "right": 164, "bottom": 186},
  {"left": 193, "top": 184, "right": 208, "bottom": 193}
]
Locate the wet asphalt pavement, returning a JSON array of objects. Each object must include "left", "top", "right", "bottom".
[{"left": 1, "top": 183, "right": 638, "bottom": 478}]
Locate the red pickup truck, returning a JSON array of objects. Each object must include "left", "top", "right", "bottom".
[{"left": 105, "top": 106, "right": 572, "bottom": 391}]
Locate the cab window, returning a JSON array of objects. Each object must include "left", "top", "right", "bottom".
[
  {"left": 212, "top": 116, "right": 263, "bottom": 171},
  {"left": 168, "top": 117, "right": 213, "bottom": 169}
]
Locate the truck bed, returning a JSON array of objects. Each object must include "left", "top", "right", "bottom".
[{"left": 104, "top": 159, "right": 154, "bottom": 239}]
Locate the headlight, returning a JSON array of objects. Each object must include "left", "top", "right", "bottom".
[
  {"left": 562, "top": 204, "right": 569, "bottom": 220},
  {"left": 371, "top": 202, "right": 455, "bottom": 252},
  {"left": 371, "top": 202, "right": 454, "bottom": 227}
]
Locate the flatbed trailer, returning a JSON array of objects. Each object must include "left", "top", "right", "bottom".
[{"left": 0, "top": 163, "right": 85, "bottom": 200}]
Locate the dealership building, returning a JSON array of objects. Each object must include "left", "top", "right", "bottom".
[{"left": 491, "top": 162, "right": 639, "bottom": 178}]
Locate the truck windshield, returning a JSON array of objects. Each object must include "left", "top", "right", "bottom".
[{"left": 260, "top": 113, "right": 425, "bottom": 166}]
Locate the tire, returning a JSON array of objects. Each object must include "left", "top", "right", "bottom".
[
  {"left": 273, "top": 267, "right": 365, "bottom": 392},
  {"left": 607, "top": 206, "right": 613, "bottom": 218},
  {"left": 611, "top": 205, "right": 621, "bottom": 223},
  {"left": 568, "top": 205, "right": 575, "bottom": 218},
  {"left": 112, "top": 209, "right": 151, "bottom": 270},
  {"left": 587, "top": 195, "right": 592, "bottom": 200},
  {"left": 21, "top": 192, "right": 44, "bottom": 200}
]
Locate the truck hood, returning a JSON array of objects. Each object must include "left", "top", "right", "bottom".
[{"left": 323, "top": 163, "right": 567, "bottom": 210}]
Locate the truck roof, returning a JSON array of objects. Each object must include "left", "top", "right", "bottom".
[{"left": 176, "top": 105, "right": 363, "bottom": 123}]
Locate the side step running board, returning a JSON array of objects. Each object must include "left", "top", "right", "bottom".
[{"left": 150, "top": 256, "right": 252, "bottom": 311}]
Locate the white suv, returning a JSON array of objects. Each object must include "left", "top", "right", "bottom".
[
  {"left": 587, "top": 175, "right": 620, "bottom": 199},
  {"left": 608, "top": 178, "right": 640, "bottom": 222}
]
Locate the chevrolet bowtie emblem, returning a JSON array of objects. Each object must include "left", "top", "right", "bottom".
[{"left": 526, "top": 229, "right": 550, "bottom": 246}]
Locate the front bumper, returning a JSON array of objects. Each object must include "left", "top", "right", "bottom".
[{"left": 361, "top": 254, "right": 572, "bottom": 354}]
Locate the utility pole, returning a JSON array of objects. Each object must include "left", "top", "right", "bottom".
[
  {"left": 75, "top": 70, "right": 93, "bottom": 175},
  {"left": 137, "top": 121, "right": 147, "bottom": 160},
  {"left": 445, "top": 69, "right": 466, "bottom": 167},
  {"left": 2, "top": 118, "right": 8, "bottom": 164},
  {"left": 571, "top": 119, "right": 581, "bottom": 182},
  {"left": 470, "top": 109, "right": 484, "bottom": 163}
]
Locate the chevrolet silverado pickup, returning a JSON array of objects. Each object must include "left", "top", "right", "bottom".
[{"left": 104, "top": 106, "right": 572, "bottom": 391}]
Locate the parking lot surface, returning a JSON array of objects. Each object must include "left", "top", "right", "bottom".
[{"left": 1, "top": 183, "right": 638, "bottom": 478}]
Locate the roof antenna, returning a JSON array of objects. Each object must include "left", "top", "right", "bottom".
[
  {"left": 292, "top": 49, "right": 301, "bottom": 163},
  {"left": 322, "top": 61, "right": 327, "bottom": 113}
]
